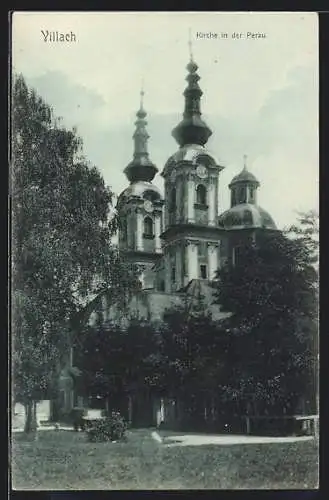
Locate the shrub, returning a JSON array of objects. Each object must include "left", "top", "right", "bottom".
[{"left": 86, "top": 411, "right": 127, "bottom": 442}]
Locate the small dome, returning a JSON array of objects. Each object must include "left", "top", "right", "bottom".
[
  {"left": 164, "top": 144, "right": 220, "bottom": 170},
  {"left": 229, "top": 169, "right": 260, "bottom": 187},
  {"left": 118, "top": 181, "right": 163, "bottom": 203},
  {"left": 218, "top": 203, "right": 276, "bottom": 230}
]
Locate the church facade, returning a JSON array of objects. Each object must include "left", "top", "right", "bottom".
[{"left": 58, "top": 54, "right": 278, "bottom": 427}]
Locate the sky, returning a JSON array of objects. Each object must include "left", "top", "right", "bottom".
[{"left": 12, "top": 11, "right": 319, "bottom": 229}]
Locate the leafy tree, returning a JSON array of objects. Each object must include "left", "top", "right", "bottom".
[
  {"left": 75, "top": 319, "right": 160, "bottom": 422},
  {"left": 213, "top": 215, "right": 318, "bottom": 417},
  {"left": 157, "top": 293, "right": 227, "bottom": 428},
  {"left": 11, "top": 74, "right": 138, "bottom": 432}
]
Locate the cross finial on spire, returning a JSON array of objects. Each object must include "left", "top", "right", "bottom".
[
  {"left": 188, "top": 28, "right": 193, "bottom": 61},
  {"left": 243, "top": 154, "right": 248, "bottom": 170},
  {"left": 140, "top": 79, "right": 145, "bottom": 109}
]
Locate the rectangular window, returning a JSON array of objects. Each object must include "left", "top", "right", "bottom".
[
  {"left": 171, "top": 266, "right": 176, "bottom": 283},
  {"left": 200, "top": 264, "right": 207, "bottom": 279},
  {"left": 232, "top": 246, "right": 243, "bottom": 266},
  {"left": 198, "top": 241, "right": 207, "bottom": 258},
  {"left": 158, "top": 279, "right": 165, "bottom": 292}
]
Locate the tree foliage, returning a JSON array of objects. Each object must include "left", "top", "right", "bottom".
[
  {"left": 157, "top": 296, "right": 223, "bottom": 399},
  {"left": 213, "top": 217, "right": 318, "bottom": 415},
  {"left": 75, "top": 319, "right": 160, "bottom": 410},
  {"left": 11, "top": 74, "right": 138, "bottom": 431},
  {"left": 71, "top": 213, "right": 318, "bottom": 428}
]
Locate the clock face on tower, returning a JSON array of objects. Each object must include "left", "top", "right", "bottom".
[
  {"left": 196, "top": 164, "right": 208, "bottom": 179},
  {"left": 144, "top": 200, "right": 153, "bottom": 213}
]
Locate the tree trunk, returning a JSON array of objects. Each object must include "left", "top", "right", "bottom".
[
  {"left": 128, "top": 394, "right": 132, "bottom": 426},
  {"left": 24, "top": 400, "right": 37, "bottom": 433}
]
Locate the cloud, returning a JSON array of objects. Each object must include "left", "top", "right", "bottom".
[{"left": 15, "top": 12, "right": 317, "bottom": 230}]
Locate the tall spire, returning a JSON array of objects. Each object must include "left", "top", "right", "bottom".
[
  {"left": 139, "top": 79, "right": 145, "bottom": 112},
  {"left": 243, "top": 154, "right": 248, "bottom": 170},
  {"left": 172, "top": 31, "right": 212, "bottom": 147},
  {"left": 188, "top": 27, "right": 193, "bottom": 61},
  {"left": 124, "top": 87, "right": 158, "bottom": 183}
]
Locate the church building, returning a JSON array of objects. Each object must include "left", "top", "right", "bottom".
[
  {"left": 115, "top": 53, "right": 277, "bottom": 320},
  {"left": 58, "top": 51, "right": 278, "bottom": 426}
]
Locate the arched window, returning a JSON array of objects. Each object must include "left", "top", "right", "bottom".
[
  {"left": 196, "top": 184, "right": 207, "bottom": 205},
  {"left": 238, "top": 187, "right": 246, "bottom": 204},
  {"left": 249, "top": 187, "right": 255, "bottom": 203},
  {"left": 170, "top": 188, "right": 177, "bottom": 211},
  {"left": 231, "top": 189, "right": 237, "bottom": 207},
  {"left": 243, "top": 209, "right": 253, "bottom": 226},
  {"left": 143, "top": 216, "right": 153, "bottom": 237}
]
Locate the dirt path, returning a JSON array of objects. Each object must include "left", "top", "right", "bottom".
[{"left": 151, "top": 430, "right": 314, "bottom": 447}]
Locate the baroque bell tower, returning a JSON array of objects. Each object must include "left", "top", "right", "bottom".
[
  {"left": 161, "top": 47, "right": 225, "bottom": 292},
  {"left": 117, "top": 89, "right": 164, "bottom": 289}
]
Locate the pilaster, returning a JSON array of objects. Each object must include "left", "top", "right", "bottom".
[
  {"left": 136, "top": 210, "right": 143, "bottom": 251},
  {"left": 155, "top": 214, "right": 162, "bottom": 252},
  {"left": 186, "top": 239, "right": 199, "bottom": 279},
  {"left": 187, "top": 178, "right": 195, "bottom": 223},
  {"left": 175, "top": 244, "right": 182, "bottom": 290},
  {"left": 164, "top": 251, "right": 171, "bottom": 292},
  {"left": 208, "top": 180, "right": 216, "bottom": 226},
  {"left": 207, "top": 242, "right": 219, "bottom": 280}
]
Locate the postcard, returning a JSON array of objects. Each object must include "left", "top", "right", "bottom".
[{"left": 10, "top": 11, "right": 319, "bottom": 490}]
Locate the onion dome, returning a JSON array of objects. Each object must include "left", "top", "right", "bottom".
[
  {"left": 218, "top": 203, "right": 277, "bottom": 230},
  {"left": 172, "top": 56, "right": 212, "bottom": 147},
  {"left": 124, "top": 89, "right": 158, "bottom": 183}
]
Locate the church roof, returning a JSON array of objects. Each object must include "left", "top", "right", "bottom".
[
  {"left": 104, "top": 280, "right": 230, "bottom": 326},
  {"left": 218, "top": 203, "right": 277, "bottom": 230},
  {"left": 183, "top": 279, "right": 232, "bottom": 322}
]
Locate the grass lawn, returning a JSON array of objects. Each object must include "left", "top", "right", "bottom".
[{"left": 11, "top": 429, "right": 319, "bottom": 490}]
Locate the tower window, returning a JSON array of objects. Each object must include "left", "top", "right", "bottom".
[
  {"left": 196, "top": 184, "right": 207, "bottom": 205},
  {"left": 199, "top": 264, "right": 208, "bottom": 279},
  {"left": 170, "top": 188, "right": 177, "bottom": 211},
  {"left": 231, "top": 189, "right": 237, "bottom": 207},
  {"left": 143, "top": 216, "right": 154, "bottom": 238},
  {"left": 232, "top": 246, "right": 243, "bottom": 266},
  {"left": 238, "top": 187, "right": 246, "bottom": 204}
]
